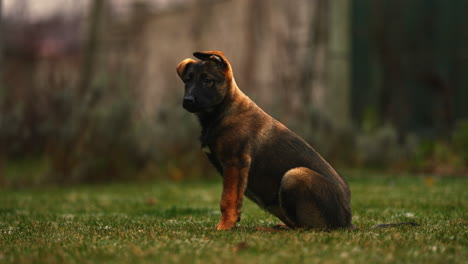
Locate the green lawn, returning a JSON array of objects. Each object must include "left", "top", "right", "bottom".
[{"left": 0, "top": 172, "right": 466, "bottom": 264}]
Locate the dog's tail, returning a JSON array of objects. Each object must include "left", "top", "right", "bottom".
[{"left": 370, "top": 222, "right": 420, "bottom": 229}]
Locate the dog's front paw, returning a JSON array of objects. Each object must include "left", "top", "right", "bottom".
[{"left": 216, "top": 220, "right": 236, "bottom": 230}]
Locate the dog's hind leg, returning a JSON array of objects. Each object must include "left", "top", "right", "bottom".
[{"left": 279, "top": 167, "right": 349, "bottom": 229}]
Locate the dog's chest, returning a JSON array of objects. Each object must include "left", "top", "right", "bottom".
[{"left": 201, "top": 142, "right": 223, "bottom": 174}]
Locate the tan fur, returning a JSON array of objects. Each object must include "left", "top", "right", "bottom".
[
  {"left": 176, "top": 58, "right": 197, "bottom": 78},
  {"left": 281, "top": 168, "right": 328, "bottom": 228}
]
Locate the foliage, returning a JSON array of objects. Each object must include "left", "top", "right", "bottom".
[
  {"left": 0, "top": 74, "right": 154, "bottom": 185},
  {"left": 3, "top": 98, "right": 468, "bottom": 188},
  {"left": 452, "top": 120, "right": 468, "bottom": 163},
  {"left": 410, "top": 120, "right": 468, "bottom": 176},
  {"left": 0, "top": 173, "right": 466, "bottom": 263},
  {"left": 348, "top": 108, "right": 468, "bottom": 176},
  {"left": 136, "top": 101, "right": 215, "bottom": 181}
]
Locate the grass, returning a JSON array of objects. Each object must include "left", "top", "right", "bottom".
[{"left": 0, "top": 172, "right": 466, "bottom": 264}]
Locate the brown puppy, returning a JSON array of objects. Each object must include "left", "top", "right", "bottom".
[{"left": 176, "top": 51, "right": 353, "bottom": 230}]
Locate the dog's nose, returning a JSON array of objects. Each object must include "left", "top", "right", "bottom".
[{"left": 183, "top": 96, "right": 196, "bottom": 107}]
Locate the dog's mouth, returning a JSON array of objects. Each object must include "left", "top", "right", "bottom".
[
  {"left": 183, "top": 103, "right": 217, "bottom": 114},
  {"left": 182, "top": 103, "right": 201, "bottom": 113},
  {"left": 183, "top": 95, "right": 222, "bottom": 113}
]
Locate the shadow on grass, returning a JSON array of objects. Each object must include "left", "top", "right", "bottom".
[
  {"left": 0, "top": 208, "right": 16, "bottom": 215},
  {"left": 138, "top": 206, "right": 217, "bottom": 219}
]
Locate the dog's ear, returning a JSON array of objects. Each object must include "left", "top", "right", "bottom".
[
  {"left": 193, "top": 51, "right": 233, "bottom": 80},
  {"left": 176, "top": 58, "right": 196, "bottom": 79}
]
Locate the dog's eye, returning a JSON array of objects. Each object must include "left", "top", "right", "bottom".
[{"left": 203, "top": 78, "right": 213, "bottom": 85}]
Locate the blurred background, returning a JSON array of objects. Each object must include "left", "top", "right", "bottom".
[{"left": 0, "top": 0, "right": 467, "bottom": 187}]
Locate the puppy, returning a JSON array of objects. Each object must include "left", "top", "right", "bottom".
[{"left": 177, "top": 51, "right": 353, "bottom": 230}]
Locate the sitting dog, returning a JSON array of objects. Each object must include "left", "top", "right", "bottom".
[{"left": 176, "top": 51, "right": 353, "bottom": 230}]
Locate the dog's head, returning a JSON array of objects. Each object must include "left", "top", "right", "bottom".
[{"left": 176, "top": 51, "right": 233, "bottom": 113}]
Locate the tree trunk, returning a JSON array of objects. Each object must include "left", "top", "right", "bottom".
[
  {"left": 299, "top": 0, "right": 329, "bottom": 109},
  {"left": 0, "top": 0, "right": 5, "bottom": 185},
  {"left": 79, "top": 0, "right": 105, "bottom": 95},
  {"left": 243, "top": 0, "right": 263, "bottom": 94},
  {"left": 326, "top": 0, "right": 352, "bottom": 127}
]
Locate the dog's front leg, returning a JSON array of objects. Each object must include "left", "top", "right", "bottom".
[{"left": 216, "top": 158, "right": 250, "bottom": 230}]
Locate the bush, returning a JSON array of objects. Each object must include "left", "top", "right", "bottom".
[{"left": 452, "top": 120, "right": 468, "bottom": 163}]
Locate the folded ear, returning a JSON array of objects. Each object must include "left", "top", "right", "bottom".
[
  {"left": 193, "top": 51, "right": 232, "bottom": 79},
  {"left": 176, "top": 58, "right": 196, "bottom": 79}
]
